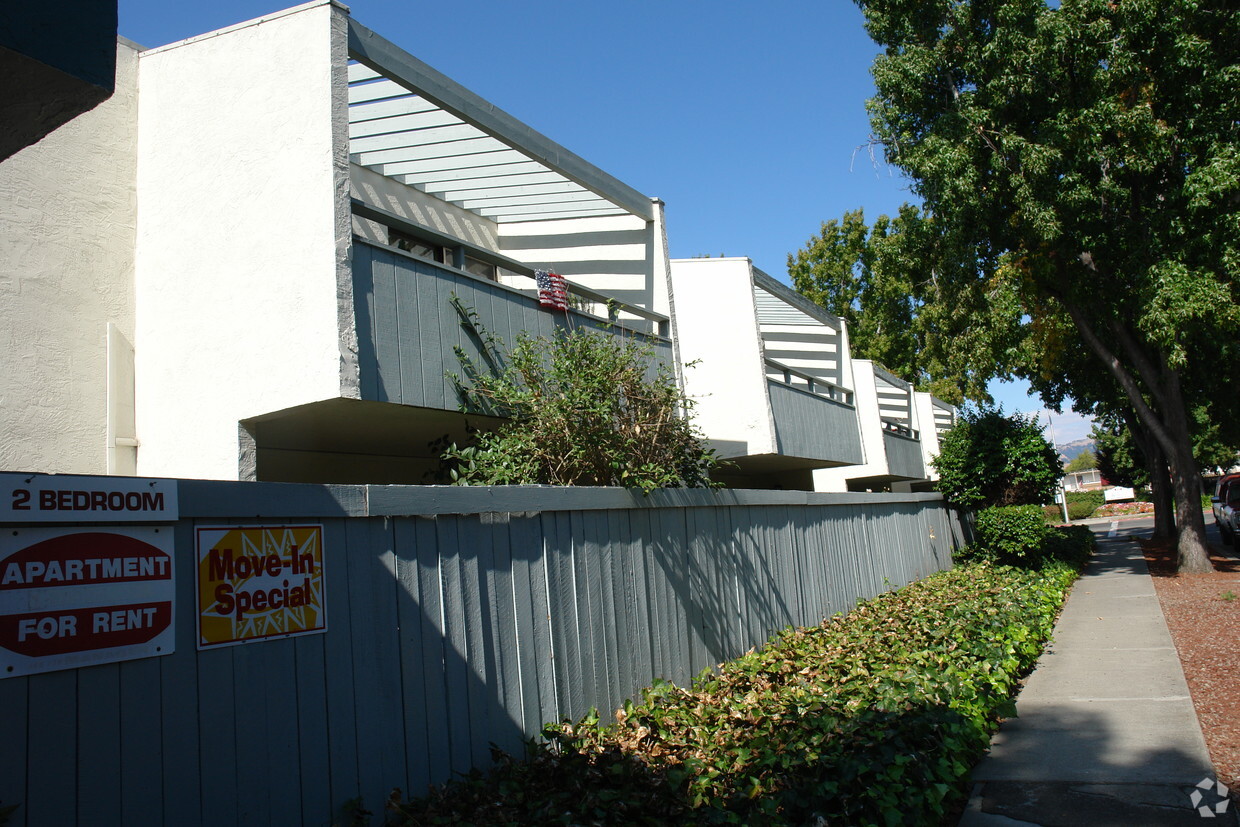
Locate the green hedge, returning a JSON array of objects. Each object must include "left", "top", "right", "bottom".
[
  {"left": 393, "top": 557, "right": 1088, "bottom": 826},
  {"left": 961, "top": 505, "right": 1095, "bottom": 569},
  {"left": 1065, "top": 491, "right": 1104, "bottom": 521}
]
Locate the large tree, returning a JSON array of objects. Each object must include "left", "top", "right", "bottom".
[{"left": 854, "top": 0, "right": 1240, "bottom": 572}]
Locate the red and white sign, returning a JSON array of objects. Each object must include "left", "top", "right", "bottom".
[
  {"left": 0, "top": 527, "right": 175, "bottom": 678},
  {"left": 0, "top": 472, "right": 178, "bottom": 523}
]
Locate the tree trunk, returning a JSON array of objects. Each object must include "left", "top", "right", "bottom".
[
  {"left": 1149, "top": 450, "right": 1175, "bottom": 540},
  {"left": 1058, "top": 301, "right": 1212, "bottom": 572},
  {"left": 1162, "top": 391, "right": 1213, "bottom": 573},
  {"left": 1125, "top": 409, "right": 1174, "bottom": 539}
]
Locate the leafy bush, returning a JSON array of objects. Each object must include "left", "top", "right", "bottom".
[
  {"left": 444, "top": 304, "right": 722, "bottom": 492},
  {"left": 932, "top": 407, "right": 1062, "bottom": 509},
  {"left": 1042, "top": 525, "right": 1096, "bottom": 570},
  {"left": 967, "top": 505, "right": 1050, "bottom": 566},
  {"left": 393, "top": 562, "right": 1082, "bottom": 826},
  {"left": 1065, "top": 491, "right": 1103, "bottom": 521},
  {"left": 960, "top": 505, "right": 1097, "bottom": 569}
]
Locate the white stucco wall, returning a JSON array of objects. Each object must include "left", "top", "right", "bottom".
[
  {"left": 0, "top": 40, "right": 140, "bottom": 474},
  {"left": 668, "top": 258, "right": 774, "bottom": 458},
  {"left": 913, "top": 391, "right": 942, "bottom": 481},
  {"left": 134, "top": 2, "right": 351, "bottom": 480}
]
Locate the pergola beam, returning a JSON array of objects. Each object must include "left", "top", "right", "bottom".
[{"left": 347, "top": 18, "right": 654, "bottom": 222}]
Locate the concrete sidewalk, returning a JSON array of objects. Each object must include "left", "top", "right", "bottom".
[{"left": 959, "top": 526, "right": 1235, "bottom": 825}]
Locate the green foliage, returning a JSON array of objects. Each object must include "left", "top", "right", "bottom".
[
  {"left": 444, "top": 307, "right": 722, "bottom": 493},
  {"left": 1063, "top": 451, "right": 1097, "bottom": 473},
  {"left": 1093, "top": 411, "right": 1239, "bottom": 489},
  {"left": 787, "top": 206, "right": 1015, "bottom": 406},
  {"left": 933, "top": 407, "right": 1062, "bottom": 509},
  {"left": 332, "top": 797, "right": 370, "bottom": 827},
  {"left": 394, "top": 562, "right": 1081, "bottom": 826},
  {"left": 962, "top": 505, "right": 1096, "bottom": 569},
  {"left": 1091, "top": 417, "right": 1147, "bottom": 489},
  {"left": 969, "top": 506, "right": 1050, "bottom": 567},
  {"left": 857, "top": 0, "right": 1240, "bottom": 370},
  {"left": 1043, "top": 525, "right": 1099, "bottom": 570},
  {"left": 853, "top": 0, "right": 1240, "bottom": 570},
  {"left": 1065, "top": 491, "right": 1103, "bottom": 521}
]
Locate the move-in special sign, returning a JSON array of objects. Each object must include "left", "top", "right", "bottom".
[
  {"left": 0, "top": 473, "right": 177, "bottom": 522},
  {"left": 196, "top": 525, "right": 326, "bottom": 649},
  {"left": 0, "top": 527, "right": 176, "bottom": 678}
]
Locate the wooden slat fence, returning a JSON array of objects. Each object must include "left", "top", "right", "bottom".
[{"left": 0, "top": 482, "right": 966, "bottom": 826}]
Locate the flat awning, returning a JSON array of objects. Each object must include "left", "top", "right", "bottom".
[{"left": 347, "top": 19, "right": 653, "bottom": 225}]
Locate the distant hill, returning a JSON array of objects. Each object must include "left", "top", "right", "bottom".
[{"left": 1057, "top": 438, "right": 1096, "bottom": 461}]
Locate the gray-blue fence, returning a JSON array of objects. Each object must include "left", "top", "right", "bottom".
[{"left": 0, "top": 481, "right": 966, "bottom": 826}]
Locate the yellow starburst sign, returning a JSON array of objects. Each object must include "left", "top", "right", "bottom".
[{"left": 195, "top": 525, "right": 325, "bottom": 649}]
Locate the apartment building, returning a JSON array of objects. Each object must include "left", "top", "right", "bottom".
[
  {"left": 2, "top": 1, "right": 953, "bottom": 490},
  {"left": 2, "top": 1, "right": 672, "bottom": 484}
]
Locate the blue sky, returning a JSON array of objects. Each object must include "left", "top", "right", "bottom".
[{"left": 116, "top": 0, "right": 1094, "bottom": 443}]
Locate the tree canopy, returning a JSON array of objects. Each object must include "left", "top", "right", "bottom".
[
  {"left": 1063, "top": 451, "right": 1097, "bottom": 474},
  {"left": 787, "top": 205, "right": 1021, "bottom": 406},
  {"left": 852, "top": 0, "right": 1240, "bottom": 571},
  {"left": 1091, "top": 417, "right": 1145, "bottom": 490}
]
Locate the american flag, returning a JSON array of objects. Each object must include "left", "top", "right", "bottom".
[{"left": 535, "top": 269, "right": 568, "bottom": 311}]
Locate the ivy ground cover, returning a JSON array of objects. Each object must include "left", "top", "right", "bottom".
[{"left": 394, "top": 560, "right": 1083, "bottom": 826}]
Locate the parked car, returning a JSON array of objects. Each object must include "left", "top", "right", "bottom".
[
  {"left": 1213, "top": 473, "right": 1240, "bottom": 544},
  {"left": 1220, "top": 490, "right": 1240, "bottom": 547}
]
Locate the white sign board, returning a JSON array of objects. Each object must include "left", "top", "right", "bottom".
[
  {"left": 0, "top": 526, "right": 176, "bottom": 678},
  {"left": 0, "top": 473, "right": 178, "bottom": 522}
]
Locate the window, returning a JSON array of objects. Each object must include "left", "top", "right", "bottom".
[
  {"left": 463, "top": 255, "right": 497, "bottom": 282},
  {"left": 387, "top": 228, "right": 444, "bottom": 263}
]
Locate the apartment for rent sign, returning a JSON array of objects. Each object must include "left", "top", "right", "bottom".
[
  {"left": 196, "top": 525, "right": 325, "bottom": 648},
  {"left": 0, "top": 527, "right": 175, "bottom": 677}
]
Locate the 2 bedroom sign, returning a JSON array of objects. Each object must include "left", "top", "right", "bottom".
[
  {"left": 0, "top": 527, "right": 176, "bottom": 678},
  {"left": 1, "top": 473, "right": 177, "bottom": 522}
]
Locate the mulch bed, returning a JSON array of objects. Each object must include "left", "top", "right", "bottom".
[{"left": 1142, "top": 534, "right": 1240, "bottom": 796}]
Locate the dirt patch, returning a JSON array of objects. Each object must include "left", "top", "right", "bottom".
[{"left": 1142, "top": 536, "right": 1240, "bottom": 794}]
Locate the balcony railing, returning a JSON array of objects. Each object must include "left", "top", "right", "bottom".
[
  {"left": 763, "top": 359, "right": 854, "bottom": 407},
  {"left": 352, "top": 198, "right": 669, "bottom": 337},
  {"left": 881, "top": 418, "right": 920, "bottom": 440},
  {"left": 351, "top": 238, "right": 673, "bottom": 413}
]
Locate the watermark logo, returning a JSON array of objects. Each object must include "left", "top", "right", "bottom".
[{"left": 1190, "top": 776, "right": 1231, "bottom": 819}]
